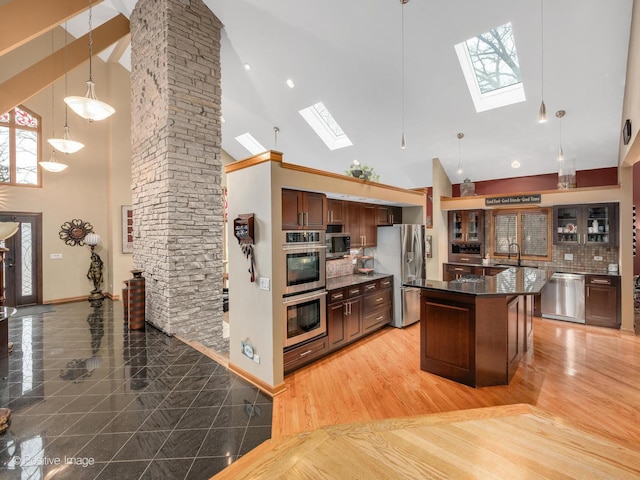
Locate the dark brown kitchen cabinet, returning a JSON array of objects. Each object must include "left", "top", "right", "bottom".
[
  {"left": 346, "top": 202, "right": 377, "bottom": 247},
  {"left": 443, "top": 264, "right": 473, "bottom": 281},
  {"left": 327, "top": 285, "right": 363, "bottom": 350},
  {"left": 585, "top": 275, "right": 620, "bottom": 329},
  {"left": 553, "top": 203, "right": 618, "bottom": 247},
  {"left": 448, "top": 210, "right": 484, "bottom": 262},
  {"left": 507, "top": 295, "right": 526, "bottom": 382},
  {"left": 377, "top": 206, "right": 403, "bottom": 226},
  {"left": 283, "top": 335, "right": 329, "bottom": 374},
  {"left": 327, "top": 199, "right": 345, "bottom": 225},
  {"left": 282, "top": 189, "right": 326, "bottom": 230}
]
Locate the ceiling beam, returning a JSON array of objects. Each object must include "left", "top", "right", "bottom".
[
  {"left": 0, "top": 0, "right": 104, "bottom": 57},
  {"left": 0, "top": 14, "right": 130, "bottom": 116},
  {"left": 107, "top": 33, "right": 131, "bottom": 64}
]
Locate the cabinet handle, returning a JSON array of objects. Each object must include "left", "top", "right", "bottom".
[
  {"left": 334, "top": 293, "right": 344, "bottom": 300},
  {"left": 299, "top": 349, "right": 313, "bottom": 358},
  {"left": 349, "top": 288, "right": 359, "bottom": 295},
  {"left": 454, "top": 267, "right": 465, "bottom": 271},
  {"left": 587, "top": 286, "right": 590, "bottom": 297},
  {"left": 348, "top": 302, "right": 352, "bottom": 315},
  {"left": 365, "top": 284, "right": 376, "bottom": 290},
  {"left": 298, "top": 212, "right": 303, "bottom": 226},
  {"left": 344, "top": 303, "right": 348, "bottom": 315},
  {"left": 591, "top": 279, "right": 611, "bottom": 285},
  {"left": 382, "top": 281, "right": 391, "bottom": 287},
  {"left": 376, "top": 315, "right": 384, "bottom": 321},
  {"left": 375, "top": 297, "right": 383, "bottom": 302},
  {"left": 460, "top": 257, "right": 470, "bottom": 262},
  {"left": 305, "top": 212, "right": 309, "bottom": 226}
]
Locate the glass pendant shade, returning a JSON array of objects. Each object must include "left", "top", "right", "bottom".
[
  {"left": 39, "top": 150, "right": 68, "bottom": 173},
  {"left": 65, "top": 81, "right": 115, "bottom": 122},
  {"left": 48, "top": 125, "right": 84, "bottom": 154}
]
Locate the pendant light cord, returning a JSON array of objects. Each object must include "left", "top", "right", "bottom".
[
  {"left": 540, "top": 0, "right": 544, "bottom": 100},
  {"left": 64, "top": 21, "right": 69, "bottom": 127},
  {"left": 51, "top": 30, "right": 55, "bottom": 138},
  {"left": 401, "top": 1, "right": 406, "bottom": 139},
  {"left": 88, "top": 0, "right": 94, "bottom": 82}
]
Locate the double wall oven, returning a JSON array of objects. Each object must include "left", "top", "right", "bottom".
[{"left": 282, "top": 231, "right": 327, "bottom": 348}]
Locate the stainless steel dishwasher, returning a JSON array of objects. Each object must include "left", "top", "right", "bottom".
[{"left": 540, "top": 272, "right": 586, "bottom": 323}]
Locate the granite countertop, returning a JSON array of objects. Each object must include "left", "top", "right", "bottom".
[
  {"left": 326, "top": 272, "right": 392, "bottom": 291},
  {"left": 405, "top": 267, "right": 552, "bottom": 297},
  {"left": 444, "top": 261, "right": 620, "bottom": 277}
]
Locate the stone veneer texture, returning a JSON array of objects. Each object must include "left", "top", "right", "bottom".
[{"left": 130, "top": 0, "right": 224, "bottom": 350}]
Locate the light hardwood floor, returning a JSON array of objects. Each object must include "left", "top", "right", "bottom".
[{"left": 273, "top": 316, "right": 640, "bottom": 450}]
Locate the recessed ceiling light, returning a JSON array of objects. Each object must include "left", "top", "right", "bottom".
[
  {"left": 244, "top": 63, "right": 251, "bottom": 71},
  {"left": 286, "top": 78, "right": 295, "bottom": 88},
  {"left": 511, "top": 160, "right": 521, "bottom": 168}
]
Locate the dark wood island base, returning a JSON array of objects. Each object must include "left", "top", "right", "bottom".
[
  {"left": 407, "top": 267, "right": 551, "bottom": 388},
  {"left": 420, "top": 290, "right": 535, "bottom": 387}
]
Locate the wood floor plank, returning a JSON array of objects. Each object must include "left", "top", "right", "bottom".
[{"left": 273, "top": 317, "right": 640, "bottom": 450}]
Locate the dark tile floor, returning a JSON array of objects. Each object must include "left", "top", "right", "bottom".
[{"left": 0, "top": 300, "right": 272, "bottom": 479}]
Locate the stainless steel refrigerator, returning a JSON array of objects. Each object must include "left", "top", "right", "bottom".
[{"left": 375, "top": 224, "right": 426, "bottom": 328}]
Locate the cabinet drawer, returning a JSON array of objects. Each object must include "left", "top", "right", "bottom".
[
  {"left": 328, "top": 288, "right": 347, "bottom": 304},
  {"left": 586, "top": 275, "right": 618, "bottom": 287},
  {"left": 363, "top": 305, "right": 392, "bottom": 332},
  {"left": 347, "top": 285, "right": 362, "bottom": 298},
  {"left": 284, "top": 335, "right": 329, "bottom": 373},
  {"left": 364, "top": 288, "right": 392, "bottom": 310},
  {"left": 378, "top": 277, "right": 393, "bottom": 290},
  {"left": 362, "top": 281, "right": 378, "bottom": 294}
]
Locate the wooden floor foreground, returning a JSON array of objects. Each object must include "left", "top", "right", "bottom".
[
  {"left": 215, "top": 403, "right": 640, "bottom": 479},
  {"left": 272, "top": 317, "right": 640, "bottom": 449}
]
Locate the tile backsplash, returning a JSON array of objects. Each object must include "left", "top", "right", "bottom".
[{"left": 326, "top": 255, "right": 357, "bottom": 278}]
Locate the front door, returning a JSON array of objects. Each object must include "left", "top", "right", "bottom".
[{"left": 0, "top": 212, "right": 42, "bottom": 307}]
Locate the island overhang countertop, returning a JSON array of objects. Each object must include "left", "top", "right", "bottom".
[{"left": 405, "top": 266, "right": 551, "bottom": 297}]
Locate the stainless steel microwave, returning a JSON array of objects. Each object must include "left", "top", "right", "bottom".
[{"left": 326, "top": 233, "right": 351, "bottom": 259}]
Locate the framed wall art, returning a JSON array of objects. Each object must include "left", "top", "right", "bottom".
[{"left": 122, "top": 205, "right": 133, "bottom": 254}]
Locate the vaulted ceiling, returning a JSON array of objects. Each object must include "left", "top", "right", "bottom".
[{"left": 1, "top": 0, "right": 634, "bottom": 189}]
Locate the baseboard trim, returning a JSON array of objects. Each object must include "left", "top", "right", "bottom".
[
  {"left": 47, "top": 296, "right": 90, "bottom": 305},
  {"left": 177, "top": 335, "right": 229, "bottom": 368},
  {"left": 228, "top": 362, "right": 286, "bottom": 397}
]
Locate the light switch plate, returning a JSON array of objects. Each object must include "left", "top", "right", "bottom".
[
  {"left": 259, "top": 277, "right": 270, "bottom": 291},
  {"left": 564, "top": 253, "right": 574, "bottom": 261},
  {"left": 50, "top": 253, "right": 63, "bottom": 259},
  {"left": 594, "top": 255, "right": 603, "bottom": 261}
]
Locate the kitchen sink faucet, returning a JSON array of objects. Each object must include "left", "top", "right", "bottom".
[{"left": 507, "top": 243, "right": 521, "bottom": 267}]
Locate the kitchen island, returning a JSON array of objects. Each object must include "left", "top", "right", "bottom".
[{"left": 405, "top": 267, "right": 551, "bottom": 387}]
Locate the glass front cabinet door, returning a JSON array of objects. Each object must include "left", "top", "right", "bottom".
[{"left": 553, "top": 203, "right": 618, "bottom": 246}]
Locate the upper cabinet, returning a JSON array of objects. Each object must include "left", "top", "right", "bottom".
[
  {"left": 327, "top": 199, "right": 345, "bottom": 225},
  {"left": 282, "top": 189, "right": 326, "bottom": 230},
  {"left": 553, "top": 203, "right": 618, "bottom": 247},
  {"left": 376, "top": 206, "right": 403, "bottom": 226},
  {"left": 346, "top": 203, "right": 377, "bottom": 247},
  {"left": 448, "top": 210, "right": 484, "bottom": 262}
]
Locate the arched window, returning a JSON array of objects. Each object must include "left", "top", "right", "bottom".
[{"left": 0, "top": 106, "right": 41, "bottom": 187}]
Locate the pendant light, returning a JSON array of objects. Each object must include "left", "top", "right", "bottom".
[
  {"left": 40, "top": 149, "right": 69, "bottom": 173},
  {"left": 400, "top": 0, "right": 408, "bottom": 149},
  {"left": 456, "top": 133, "right": 464, "bottom": 175},
  {"left": 41, "top": 30, "right": 69, "bottom": 173},
  {"left": 48, "top": 24, "right": 84, "bottom": 154},
  {"left": 556, "top": 110, "right": 565, "bottom": 161},
  {"left": 64, "top": 0, "right": 115, "bottom": 122},
  {"left": 538, "top": 0, "right": 547, "bottom": 123}
]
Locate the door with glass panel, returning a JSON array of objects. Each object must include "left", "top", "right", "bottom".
[{"left": 0, "top": 213, "right": 42, "bottom": 307}]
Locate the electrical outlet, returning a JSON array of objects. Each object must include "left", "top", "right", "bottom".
[
  {"left": 50, "top": 253, "right": 63, "bottom": 259},
  {"left": 253, "top": 354, "right": 260, "bottom": 364},
  {"left": 259, "top": 277, "right": 270, "bottom": 291},
  {"left": 564, "top": 253, "right": 574, "bottom": 261},
  {"left": 594, "top": 255, "right": 603, "bottom": 261}
]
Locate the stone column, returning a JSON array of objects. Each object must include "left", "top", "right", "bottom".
[{"left": 130, "top": 0, "right": 224, "bottom": 349}]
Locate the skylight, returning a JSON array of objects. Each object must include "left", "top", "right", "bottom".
[
  {"left": 299, "top": 102, "right": 353, "bottom": 150},
  {"left": 454, "top": 22, "right": 526, "bottom": 113},
  {"left": 235, "top": 132, "right": 266, "bottom": 155}
]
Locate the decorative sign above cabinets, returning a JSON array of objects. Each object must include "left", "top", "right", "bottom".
[{"left": 485, "top": 194, "right": 541, "bottom": 207}]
